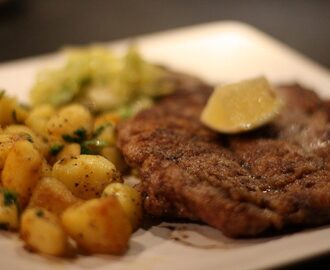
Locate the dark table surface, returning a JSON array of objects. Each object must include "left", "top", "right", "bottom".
[
  {"left": 1, "top": 0, "right": 330, "bottom": 68},
  {"left": 1, "top": 0, "right": 330, "bottom": 269}
]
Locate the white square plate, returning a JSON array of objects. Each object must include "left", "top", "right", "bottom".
[{"left": 1, "top": 21, "right": 330, "bottom": 270}]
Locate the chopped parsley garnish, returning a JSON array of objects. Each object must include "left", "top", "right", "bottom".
[
  {"left": 80, "top": 77, "right": 92, "bottom": 88},
  {"left": 62, "top": 134, "right": 75, "bottom": 143},
  {"left": 81, "top": 139, "right": 108, "bottom": 155},
  {"left": 1, "top": 189, "right": 18, "bottom": 207},
  {"left": 35, "top": 209, "right": 44, "bottom": 218},
  {"left": 21, "top": 132, "right": 34, "bottom": 143},
  {"left": 49, "top": 144, "right": 64, "bottom": 155},
  {"left": 74, "top": 128, "right": 87, "bottom": 139},
  {"left": 62, "top": 127, "right": 87, "bottom": 143},
  {"left": 93, "top": 123, "right": 112, "bottom": 137},
  {"left": 0, "top": 90, "right": 5, "bottom": 99},
  {"left": 11, "top": 110, "right": 18, "bottom": 123}
]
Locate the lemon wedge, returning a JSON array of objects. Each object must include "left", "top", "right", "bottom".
[{"left": 200, "top": 76, "right": 282, "bottom": 134}]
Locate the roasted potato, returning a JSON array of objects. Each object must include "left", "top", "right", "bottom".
[
  {"left": 61, "top": 197, "right": 132, "bottom": 255},
  {"left": 102, "top": 183, "right": 142, "bottom": 230},
  {"left": 0, "top": 93, "right": 28, "bottom": 127},
  {"left": 20, "top": 207, "right": 68, "bottom": 256},
  {"left": 100, "top": 146, "right": 127, "bottom": 173},
  {"left": 52, "top": 154, "right": 121, "bottom": 199},
  {"left": 40, "top": 159, "right": 52, "bottom": 178},
  {"left": 0, "top": 133, "right": 18, "bottom": 170},
  {"left": 94, "top": 112, "right": 121, "bottom": 127},
  {"left": 53, "top": 143, "right": 80, "bottom": 162},
  {"left": 2, "top": 140, "right": 42, "bottom": 206},
  {"left": 0, "top": 189, "right": 19, "bottom": 230},
  {"left": 4, "top": 125, "right": 49, "bottom": 157},
  {"left": 25, "top": 104, "right": 55, "bottom": 138},
  {"left": 46, "top": 104, "right": 92, "bottom": 143},
  {"left": 29, "top": 177, "right": 81, "bottom": 215}
]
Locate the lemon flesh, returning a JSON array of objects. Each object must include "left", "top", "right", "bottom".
[{"left": 200, "top": 77, "right": 282, "bottom": 134}]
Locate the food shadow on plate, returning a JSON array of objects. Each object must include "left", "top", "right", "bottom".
[
  {"left": 12, "top": 234, "right": 145, "bottom": 268},
  {"left": 139, "top": 216, "right": 327, "bottom": 250}
]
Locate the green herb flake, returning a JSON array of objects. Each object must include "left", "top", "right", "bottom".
[
  {"left": 80, "top": 77, "right": 92, "bottom": 88},
  {"left": 74, "top": 128, "right": 87, "bottom": 140},
  {"left": 62, "top": 127, "right": 87, "bottom": 143},
  {"left": 0, "top": 89, "right": 5, "bottom": 99},
  {"left": 21, "top": 132, "right": 34, "bottom": 143},
  {"left": 81, "top": 139, "right": 108, "bottom": 155},
  {"left": 62, "top": 134, "right": 75, "bottom": 143},
  {"left": 93, "top": 123, "right": 111, "bottom": 138},
  {"left": 49, "top": 144, "right": 64, "bottom": 155},
  {"left": 12, "top": 110, "right": 18, "bottom": 123},
  {"left": 0, "top": 189, "right": 18, "bottom": 207},
  {"left": 35, "top": 209, "right": 44, "bottom": 218},
  {"left": 80, "top": 146, "right": 93, "bottom": 155}
]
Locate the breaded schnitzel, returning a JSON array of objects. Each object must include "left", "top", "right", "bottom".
[{"left": 117, "top": 80, "right": 330, "bottom": 237}]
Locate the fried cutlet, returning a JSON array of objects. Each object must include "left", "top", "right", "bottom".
[{"left": 117, "top": 80, "right": 330, "bottom": 237}]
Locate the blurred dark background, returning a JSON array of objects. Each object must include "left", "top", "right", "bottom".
[{"left": 0, "top": 0, "right": 330, "bottom": 69}]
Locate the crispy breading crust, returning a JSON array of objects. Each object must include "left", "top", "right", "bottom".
[{"left": 117, "top": 81, "right": 330, "bottom": 237}]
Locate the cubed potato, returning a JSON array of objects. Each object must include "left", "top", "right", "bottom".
[
  {"left": 0, "top": 132, "right": 33, "bottom": 170},
  {"left": 100, "top": 146, "right": 128, "bottom": 173},
  {"left": 41, "top": 159, "right": 52, "bottom": 178},
  {"left": 52, "top": 155, "right": 121, "bottom": 199},
  {"left": 25, "top": 104, "right": 55, "bottom": 138},
  {"left": 61, "top": 197, "right": 132, "bottom": 254},
  {"left": 53, "top": 143, "right": 80, "bottom": 162},
  {"left": 94, "top": 112, "right": 120, "bottom": 127},
  {"left": 0, "top": 133, "right": 19, "bottom": 170},
  {"left": 20, "top": 208, "right": 68, "bottom": 256},
  {"left": 102, "top": 183, "right": 142, "bottom": 230},
  {"left": 4, "top": 125, "right": 49, "bottom": 157},
  {"left": 0, "top": 189, "right": 19, "bottom": 230},
  {"left": 29, "top": 177, "right": 81, "bottom": 215},
  {"left": 47, "top": 104, "right": 92, "bottom": 143},
  {"left": 2, "top": 140, "right": 42, "bottom": 206},
  {"left": 0, "top": 93, "right": 28, "bottom": 127}
]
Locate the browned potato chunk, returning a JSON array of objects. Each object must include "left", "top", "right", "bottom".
[
  {"left": 40, "top": 159, "right": 52, "bottom": 178},
  {"left": 46, "top": 104, "right": 92, "bottom": 143},
  {"left": 102, "top": 183, "right": 142, "bottom": 230},
  {"left": 100, "top": 146, "right": 128, "bottom": 173},
  {"left": 21, "top": 208, "right": 68, "bottom": 256},
  {"left": 2, "top": 140, "right": 42, "bottom": 206},
  {"left": 52, "top": 155, "right": 121, "bottom": 199},
  {"left": 0, "top": 132, "right": 31, "bottom": 171},
  {"left": 25, "top": 104, "right": 55, "bottom": 138},
  {"left": 29, "top": 177, "right": 81, "bottom": 215},
  {"left": 53, "top": 143, "right": 80, "bottom": 162},
  {"left": 94, "top": 112, "right": 120, "bottom": 127},
  {"left": 0, "top": 133, "right": 17, "bottom": 171},
  {"left": 61, "top": 197, "right": 132, "bottom": 255},
  {"left": 4, "top": 125, "right": 49, "bottom": 157},
  {"left": 0, "top": 93, "right": 28, "bottom": 127}
]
